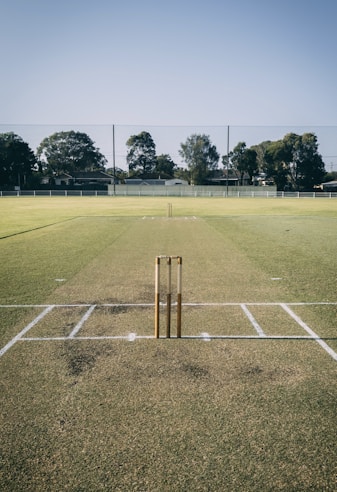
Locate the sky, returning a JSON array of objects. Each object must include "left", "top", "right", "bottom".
[{"left": 1, "top": 0, "right": 337, "bottom": 169}]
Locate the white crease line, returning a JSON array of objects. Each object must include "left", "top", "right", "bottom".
[
  {"left": 281, "top": 303, "right": 337, "bottom": 361},
  {"left": 22, "top": 335, "right": 155, "bottom": 341},
  {"left": 0, "top": 305, "right": 55, "bottom": 357},
  {"left": 1, "top": 302, "right": 337, "bottom": 309},
  {"left": 241, "top": 304, "right": 266, "bottom": 337},
  {"left": 183, "top": 335, "right": 314, "bottom": 339},
  {"left": 21, "top": 335, "right": 314, "bottom": 342},
  {"left": 68, "top": 305, "right": 96, "bottom": 338},
  {"left": 102, "top": 303, "right": 153, "bottom": 307},
  {"left": 73, "top": 335, "right": 154, "bottom": 340},
  {"left": 0, "top": 304, "right": 92, "bottom": 308},
  {"left": 182, "top": 302, "right": 337, "bottom": 306},
  {"left": 23, "top": 337, "right": 68, "bottom": 341}
]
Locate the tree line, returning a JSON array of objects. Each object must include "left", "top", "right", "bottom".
[{"left": 0, "top": 129, "right": 332, "bottom": 191}]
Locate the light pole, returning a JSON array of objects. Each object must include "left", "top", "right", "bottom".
[
  {"left": 226, "top": 125, "right": 230, "bottom": 197},
  {"left": 112, "top": 124, "right": 116, "bottom": 195}
]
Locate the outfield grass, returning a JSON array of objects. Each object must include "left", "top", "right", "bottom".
[{"left": 0, "top": 197, "right": 336, "bottom": 491}]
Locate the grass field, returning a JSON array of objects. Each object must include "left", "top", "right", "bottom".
[{"left": 0, "top": 196, "right": 336, "bottom": 491}]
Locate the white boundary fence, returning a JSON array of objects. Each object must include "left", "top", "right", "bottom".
[{"left": 1, "top": 188, "right": 337, "bottom": 198}]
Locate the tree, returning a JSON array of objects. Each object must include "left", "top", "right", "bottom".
[
  {"left": 37, "top": 131, "right": 107, "bottom": 175},
  {"left": 174, "top": 167, "right": 190, "bottom": 182},
  {"left": 230, "top": 142, "right": 258, "bottom": 184},
  {"left": 264, "top": 133, "right": 325, "bottom": 191},
  {"left": 264, "top": 140, "right": 290, "bottom": 190},
  {"left": 251, "top": 141, "right": 272, "bottom": 172},
  {"left": 287, "top": 133, "right": 325, "bottom": 190},
  {"left": 126, "top": 131, "right": 157, "bottom": 178},
  {"left": 179, "top": 134, "right": 219, "bottom": 185},
  {"left": 155, "top": 154, "right": 177, "bottom": 179},
  {"left": 0, "top": 132, "right": 37, "bottom": 188},
  {"left": 106, "top": 167, "right": 128, "bottom": 183},
  {"left": 323, "top": 171, "right": 337, "bottom": 183}
]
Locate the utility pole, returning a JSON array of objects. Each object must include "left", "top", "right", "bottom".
[
  {"left": 226, "top": 125, "right": 230, "bottom": 196},
  {"left": 112, "top": 124, "right": 116, "bottom": 195}
]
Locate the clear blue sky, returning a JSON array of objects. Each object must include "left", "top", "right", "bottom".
[
  {"left": 1, "top": 0, "right": 337, "bottom": 126},
  {"left": 1, "top": 0, "right": 337, "bottom": 170}
]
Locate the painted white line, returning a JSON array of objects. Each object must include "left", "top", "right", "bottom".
[
  {"left": 102, "top": 303, "right": 153, "bottom": 307},
  {"left": 241, "top": 304, "right": 266, "bottom": 337},
  {"left": 285, "top": 302, "right": 337, "bottom": 306},
  {"left": 1, "top": 303, "right": 337, "bottom": 361},
  {"left": 68, "top": 305, "right": 96, "bottom": 338},
  {"left": 1, "top": 302, "right": 337, "bottom": 309},
  {"left": 281, "top": 303, "right": 337, "bottom": 361},
  {"left": 23, "top": 337, "right": 68, "bottom": 341},
  {"left": 0, "top": 304, "right": 93, "bottom": 308},
  {"left": 0, "top": 305, "right": 55, "bottom": 358},
  {"left": 21, "top": 334, "right": 315, "bottom": 342},
  {"left": 77, "top": 335, "right": 154, "bottom": 340},
  {"left": 23, "top": 335, "right": 155, "bottom": 341},
  {"left": 183, "top": 335, "right": 314, "bottom": 339},
  {"left": 183, "top": 302, "right": 337, "bottom": 307}
]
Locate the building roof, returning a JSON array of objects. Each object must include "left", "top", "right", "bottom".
[
  {"left": 125, "top": 178, "right": 166, "bottom": 185},
  {"left": 71, "top": 171, "right": 113, "bottom": 180},
  {"left": 321, "top": 180, "right": 337, "bottom": 190}
]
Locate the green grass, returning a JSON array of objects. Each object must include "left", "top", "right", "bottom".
[
  {"left": 0, "top": 197, "right": 337, "bottom": 491},
  {"left": 1, "top": 195, "right": 337, "bottom": 238}
]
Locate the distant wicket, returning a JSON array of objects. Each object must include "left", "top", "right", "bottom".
[
  {"left": 167, "top": 203, "right": 173, "bottom": 217},
  {"left": 155, "top": 256, "right": 182, "bottom": 338}
]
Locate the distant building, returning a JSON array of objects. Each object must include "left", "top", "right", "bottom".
[
  {"left": 165, "top": 179, "right": 189, "bottom": 186},
  {"left": 321, "top": 180, "right": 337, "bottom": 192},
  {"left": 208, "top": 170, "right": 250, "bottom": 186},
  {"left": 43, "top": 171, "right": 116, "bottom": 187},
  {"left": 124, "top": 178, "right": 188, "bottom": 186}
]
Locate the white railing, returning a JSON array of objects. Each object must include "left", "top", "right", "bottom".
[{"left": 1, "top": 189, "right": 337, "bottom": 198}]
